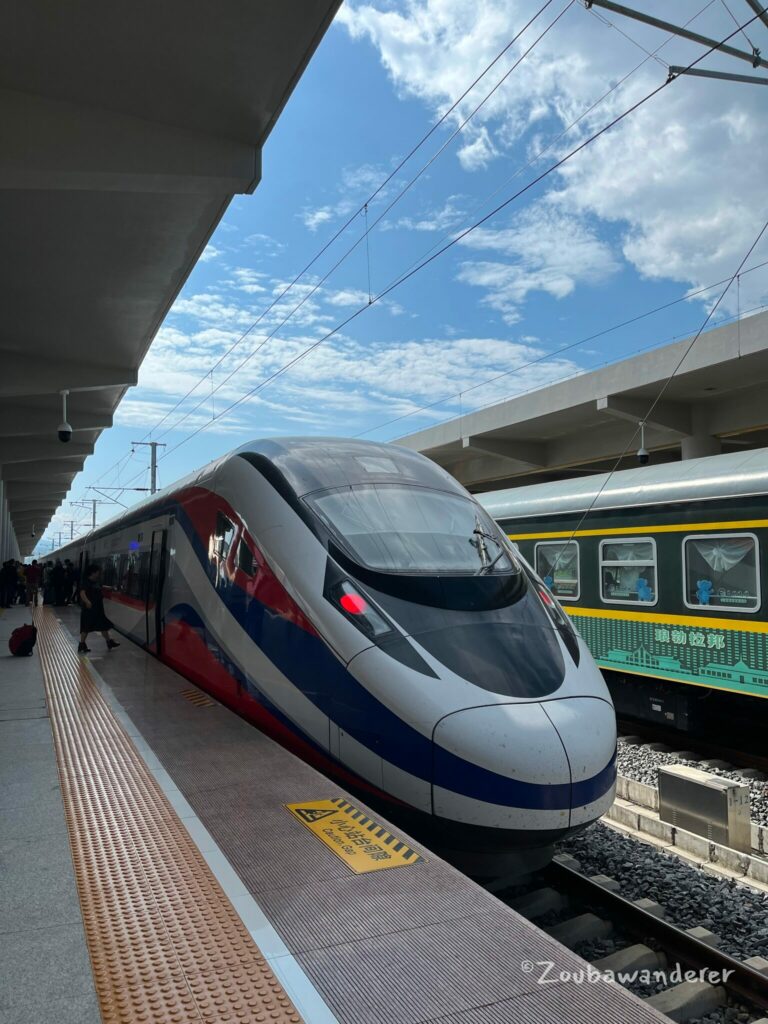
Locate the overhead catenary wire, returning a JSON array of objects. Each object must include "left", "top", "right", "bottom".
[
  {"left": 91, "top": 0, "right": 562, "bottom": 490},
  {"left": 404, "top": 298, "right": 768, "bottom": 442},
  {"left": 143, "top": 0, "right": 577, "bottom": 450},
  {"left": 366, "top": 0, "right": 719, "bottom": 307},
  {"left": 144, "top": 10, "right": 765, "bottom": 469},
  {"left": 719, "top": 0, "right": 758, "bottom": 49},
  {"left": 587, "top": 4, "right": 669, "bottom": 66},
  {"left": 93, "top": 0, "right": 713, "bottom": 495},
  {"left": 351, "top": 259, "right": 768, "bottom": 440},
  {"left": 104, "top": 1, "right": 578, "bottom": 502},
  {"left": 554, "top": 216, "right": 768, "bottom": 558}
]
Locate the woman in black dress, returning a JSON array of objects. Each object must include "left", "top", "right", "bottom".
[{"left": 78, "top": 565, "right": 120, "bottom": 654}]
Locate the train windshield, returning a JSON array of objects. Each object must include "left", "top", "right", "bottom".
[{"left": 308, "top": 484, "right": 518, "bottom": 575}]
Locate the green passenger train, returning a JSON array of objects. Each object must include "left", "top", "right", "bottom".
[{"left": 478, "top": 449, "right": 768, "bottom": 737}]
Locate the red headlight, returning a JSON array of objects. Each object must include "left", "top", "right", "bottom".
[
  {"left": 340, "top": 592, "right": 368, "bottom": 615},
  {"left": 329, "top": 580, "right": 394, "bottom": 640}
]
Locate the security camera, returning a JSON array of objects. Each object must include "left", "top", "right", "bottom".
[
  {"left": 636, "top": 420, "right": 650, "bottom": 465},
  {"left": 58, "top": 389, "right": 72, "bottom": 443}
]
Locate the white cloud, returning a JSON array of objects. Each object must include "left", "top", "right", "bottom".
[
  {"left": 302, "top": 206, "right": 334, "bottom": 231},
  {"left": 230, "top": 267, "right": 268, "bottom": 294},
  {"left": 199, "top": 244, "right": 223, "bottom": 262},
  {"left": 391, "top": 197, "right": 466, "bottom": 233},
  {"left": 457, "top": 202, "right": 620, "bottom": 321},
  {"left": 342, "top": 163, "right": 390, "bottom": 194},
  {"left": 127, "top": 301, "right": 585, "bottom": 437},
  {"left": 457, "top": 127, "right": 498, "bottom": 171},
  {"left": 325, "top": 287, "right": 371, "bottom": 307},
  {"left": 338, "top": 0, "right": 768, "bottom": 314}
]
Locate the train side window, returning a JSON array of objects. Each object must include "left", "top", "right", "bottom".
[
  {"left": 123, "top": 554, "right": 138, "bottom": 597},
  {"left": 115, "top": 554, "right": 127, "bottom": 592},
  {"left": 683, "top": 533, "right": 760, "bottom": 613},
  {"left": 101, "top": 556, "right": 115, "bottom": 588},
  {"left": 136, "top": 551, "right": 151, "bottom": 600},
  {"left": 534, "top": 541, "right": 580, "bottom": 601},
  {"left": 600, "top": 537, "right": 657, "bottom": 605},
  {"left": 123, "top": 552, "right": 150, "bottom": 600},
  {"left": 215, "top": 513, "right": 235, "bottom": 558},
  {"left": 237, "top": 538, "right": 254, "bottom": 576}
]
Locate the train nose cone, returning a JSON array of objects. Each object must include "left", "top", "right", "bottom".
[
  {"left": 544, "top": 696, "right": 617, "bottom": 825},
  {"left": 432, "top": 697, "right": 616, "bottom": 831},
  {"left": 432, "top": 702, "right": 572, "bottom": 832}
]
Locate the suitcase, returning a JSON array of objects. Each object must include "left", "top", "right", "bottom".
[{"left": 9, "top": 623, "right": 37, "bottom": 656}]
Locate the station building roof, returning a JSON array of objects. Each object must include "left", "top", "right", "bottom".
[
  {"left": 396, "top": 310, "right": 768, "bottom": 494},
  {"left": 0, "top": 0, "right": 340, "bottom": 557}
]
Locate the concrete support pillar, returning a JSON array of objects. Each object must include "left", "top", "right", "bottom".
[
  {"left": 0, "top": 477, "right": 20, "bottom": 561},
  {"left": 681, "top": 434, "right": 721, "bottom": 459},
  {"left": 681, "top": 406, "right": 721, "bottom": 460}
]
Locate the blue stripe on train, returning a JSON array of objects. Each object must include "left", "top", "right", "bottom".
[{"left": 167, "top": 587, "right": 615, "bottom": 812}]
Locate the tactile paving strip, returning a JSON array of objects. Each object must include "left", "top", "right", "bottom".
[
  {"left": 180, "top": 688, "right": 216, "bottom": 708},
  {"left": 34, "top": 608, "right": 304, "bottom": 1024}
]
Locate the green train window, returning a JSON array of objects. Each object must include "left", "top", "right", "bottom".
[
  {"left": 600, "top": 538, "right": 657, "bottom": 606},
  {"left": 683, "top": 533, "right": 760, "bottom": 613},
  {"left": 535, "top": 541, "right": 580, "bottom": 601}
]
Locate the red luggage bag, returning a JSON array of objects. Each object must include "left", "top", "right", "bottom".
[{"left": 9, "top": 623, "right": 37, "bottom": 656}]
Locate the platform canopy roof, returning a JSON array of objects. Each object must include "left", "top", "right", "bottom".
[
  {"left": 397, "top": 310, "right": 768, "bottom": 493},
  {"left": 1, "top": 0, "right": 340, "bottom": 556}
]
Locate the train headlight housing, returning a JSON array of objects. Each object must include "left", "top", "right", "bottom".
[{"left": 327, "top": 578, "right": 395, "bottom": 641}]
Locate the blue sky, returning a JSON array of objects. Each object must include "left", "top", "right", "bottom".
[{"left": 39, "top": 0, "right": 768, "bottom": 551}]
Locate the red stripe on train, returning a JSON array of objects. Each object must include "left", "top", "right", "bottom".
[{"left": 176, "top": 486, "right": 318, "bottom": 636}]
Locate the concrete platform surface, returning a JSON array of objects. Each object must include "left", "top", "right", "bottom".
[{"left": 2, "top": 603, "right": 668, "bottom": 1024}]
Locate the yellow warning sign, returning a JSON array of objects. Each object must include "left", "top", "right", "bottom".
[{"left": 285, "top": 798, "right": 425, "bottom": 874}]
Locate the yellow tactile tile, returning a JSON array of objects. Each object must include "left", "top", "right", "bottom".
[{"left": 34, "top": 607, "right": 304, "bottom": 1024}]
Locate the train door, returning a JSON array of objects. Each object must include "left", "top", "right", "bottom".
[{"left": 145, "top": 529, "right": 167, "bottom": 654}]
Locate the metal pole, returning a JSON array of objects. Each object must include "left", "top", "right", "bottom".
[
  {"left": 131, "top": 440, "right": 166, "bottom": 495},
  {"left": 743, "top": 0, "right": 768, "bottom": 34},
  {"left": 150, "top": 441, "right": 158, "bottom": 495},
  {"left": 585, "top": 0, "right": 768, "bottom": 68},
  {"left": 668, "top": 64, "right": 768, "bottom": 84},
  {"left": 92, "top": 499, "right": 97, "bottom": 531}
]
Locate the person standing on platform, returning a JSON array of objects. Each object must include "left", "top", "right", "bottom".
[
  {"left": 42, "top": 561, "right": 54, "bottom": 604},
  {"left": 64, "top": 559, "right": 75, "bottom": 604},
  {"left": 15, "top": 562, "right": 26, "bottom": 605},
  {"left": 70, "top": 560, "right": 81, "bottom": 605},
  {"left": 25, "top": 559, "right": 42, "bottom": 606},
  {"left": 51, "top": 559, "right": 66, "bottom": 605},
  {"left": 0, "top": 560, "right": 17, "bottom": 607},
  {"left": 78, "top": 565, "right": 120, "bottom": 654}
]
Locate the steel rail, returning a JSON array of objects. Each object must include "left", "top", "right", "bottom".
[{"left": 547, "top": 859, "right": 768, "bottom": 1011}]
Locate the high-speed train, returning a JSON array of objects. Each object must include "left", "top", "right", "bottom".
[{"left": 53, "top": 438, "right": 616, "bottom": 872}]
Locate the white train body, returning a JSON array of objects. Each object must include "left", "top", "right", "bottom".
[{"left": 55, "top": 438, "right": 616, "bottom": 868}]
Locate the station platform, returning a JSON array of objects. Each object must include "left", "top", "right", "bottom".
[{"left": 1, "top": 603, "right": 665, "bottom": 1024}]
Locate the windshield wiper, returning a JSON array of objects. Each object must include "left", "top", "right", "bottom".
[
  {"left": 478, "top": 547, "right": 507, "bottom": 575},
  {"left": 469, "top": 515, "right": 491, "bottom": 570}
]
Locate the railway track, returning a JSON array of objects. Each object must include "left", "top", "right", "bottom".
[
  {"left": 613, "top": 726, "right": 768, "bottom": 846},
  {"left": 616, "top": 717, "right": 768, "bottom": 777},
  {"left": 501, "top": 854, "right": 768, "bottom": 1023}
]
